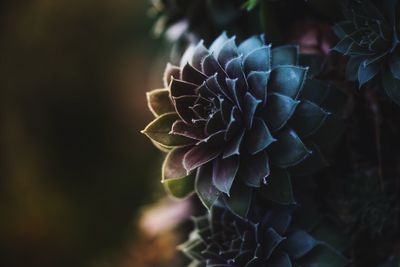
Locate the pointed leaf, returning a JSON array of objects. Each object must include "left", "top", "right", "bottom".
[
  {"left": 209, "top": 32, "right": 229, "bottom": 55},
  {"left": 269, "top": 66, "right": 308, "bottom": 99},
  {"left": 183, "top": 142, "right": 221, "bottom": 172},
  {"left": 142, "top": 112, "right": 194, "bottom": 147},
  {"left": 239, "top": 150, "right": 270, "bottom": 187},
  {"left": 191, "top": 40, "right": 209, "bottom": 70},
  {"left": 180, "top": 44, "right": 195, "bottom": 69},
  {"left": 238, "top": 35, "right": 263, "bottom": 55},
  {"left": 261, "top": 92, "right": 299, "bottom": 132},
  {"left": 181, "top": 63, "right": 207, "bottom": 85},
  {"left": 243, "top": 92, "right": 261, "bottom": 129},
  {"left": 223, "top": 181, "right": 253, "bottom": 218},
  {"left": 212, "top": 156, "right": 240, "bottom": 195},
  {"left": 247, "top": 71, "right": 269, "bottom": 105},
  {"left": 163, "top": 63, "right": 180, "bottom": 88},
  {"left": 170, "top": 78, "right": 197, "bottom": 98},
  {"left": 223, "top": 130, "right": 245, "bottom": 159},
  {"left": 290, "top": 100, "right": 330, "bottom": 138},
  {"left": 146, "top": 88, "right": 175, "bottom": 117},
  {"left": 269, "top": 128, "right": 311, "bottom": 168},
  {"left": 164, "top": 172, "right": 195, "bottom": 199},
  {"left": 195, "top": 164, "right": 221, "bottom": 209},
  {"left": 217, "top": 37, "right": 238, "bottom": 67},
  {"left": 245, "top": 117, "right": 276, "bottom": 155},
  {"left": 243, "top": 46, "right": 271, "bottom": 75},
  {"left": 171, "top": 120, "right": 205, "bottom": 140},
  {"left": 162, "top": 146, "right": 192, "bottom": 181}
]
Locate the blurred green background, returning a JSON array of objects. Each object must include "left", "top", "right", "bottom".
[{"left": 0, "top": 0, "right": 170, "bottom": 266}]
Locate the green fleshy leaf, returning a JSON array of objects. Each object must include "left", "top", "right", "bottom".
[
  {"left": 290, "top": 100, "right": 330, "bottom": 138},
  {"left": 164, "top": 173, "right": 195, "bottom": 199},
  {"left": 162, "top": 146, "right": 191, "bottom": 181},
  {"left": 269, "top": 128, "right": 312, "bottom": 168},
  {"left": 224, "top": 181, "right": 253, "bottom": 218},
  {"left": 298, "top": 244, "right": 349, "bottom": 267},
  {"left": 262, "top": 168, "right": 295, "bottom": 205},
  {"left": 269, "top": 65, "right": 308, "bottom": 99},
  {"left": 195, "top": 164, "right": 221, "bottom": 209},
  {"left": 382, "top": 70, "right": 400, "bottom": 106},
  {"left": 146, "top": 88, "right": 175, "bottom": 117},
  {"left": 142, "top": 112, "right": 194, "bottom": 147},
  {"left": 271, "top": 45, "right": 299, "bottom": 67}
]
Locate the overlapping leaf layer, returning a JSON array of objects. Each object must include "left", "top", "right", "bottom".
[
  {"left": 179, "top": 205, "right": 347, "bottom": 267},
  {"left": 143, "top": 33, "right": 344, "bottom": 209}
]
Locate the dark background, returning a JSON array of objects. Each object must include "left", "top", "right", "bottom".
[{"left": 0, "top": 0, "right": 169, "bottom": 266}]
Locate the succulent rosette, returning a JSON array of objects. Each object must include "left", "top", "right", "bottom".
[
  {"left": 179, "top": 205, "right": 348, "bottom": 267},
  {"left": 333, "top": 0, "right": 400, "bottom": 105},
  {"left": 143, "top": 33, "right": 344, "bottom": 211}
]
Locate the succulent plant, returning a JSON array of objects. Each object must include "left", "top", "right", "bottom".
[
  {"left": 333, "top": 0, "right": 400, "bottom": 105},
  {"left": 142, "top": 32, "right": 345, "bottom": 212},
  {"left": 179, "top": 205, "right": 348, "bottom": 267}
]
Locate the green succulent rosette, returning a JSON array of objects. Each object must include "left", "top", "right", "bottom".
[
  {"left": 333, "top": 0, "right": 400, "bottom": 105},
  {"left": 179, "top": 205, "right": 348, "bottom": 267},
  {"left": 142, "top": 33, "right": 344, "bottom": 214}
]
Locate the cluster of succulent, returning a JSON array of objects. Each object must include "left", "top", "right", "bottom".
[
  {"left": 333, "top": 0, "right": 400, "bottom": 105},
  {"left": 179, "top": 205, "right": 347, "bottom": 267},
  {"left": 141, "top": 0, "right": 400, "bottom": 266}
]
